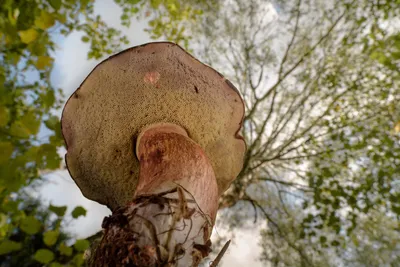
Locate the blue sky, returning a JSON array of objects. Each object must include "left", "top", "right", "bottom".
[{"left": 37, "top": 1, "right": 265, "bottom": 266}]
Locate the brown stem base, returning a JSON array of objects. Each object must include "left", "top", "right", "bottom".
[{"left": 92, "top": 187, "right": 213, "bottom": 267}]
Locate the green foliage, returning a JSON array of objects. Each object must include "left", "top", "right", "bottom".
[
  {"left": 34, "top": 249, "right": 54, "bottom": 264},
  {"left": 115, "top": 0, "right": 214, "bottom": 48},
  {"left": 299, "top": 3, "right": 400, "bottom": 241},
  {"left": 1, "top": 0, "right": 71, "bottom": 198},
  {"left": 74, "top": 239, "right": 90, "bottom": 252},
  {"left": 0, "top": 196, "right": 84, "bottom": 266},
  {"left": 0, "top": 240, "right": 22, "bottom": 255},
  {"left": 1, "top": 0, "right": 209, "bottom": 265},
  {"left": 19, "top": 216, "right": 42, "bottom": 235},
  {"left": 49, "top": 204, "right": 67, "bottom": 217},
  {"left": 71, "top": 253, "right": 85, "bottom": 266},
  {"left": 71, "top": 206, "right": 86, "bottom": 219},
  {"left": 59, "top": 243, "right": 73, "bottom": 256},
  {"left": 43, "top": 230, "right": 59, "bottom": 246}
]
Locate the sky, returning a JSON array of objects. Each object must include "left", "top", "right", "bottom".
[{"left": 38, "top": 0, "right": 265, "bottom": 266}]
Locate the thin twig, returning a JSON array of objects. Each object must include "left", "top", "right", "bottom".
[{"left": 209, "top": 240, "right": 231, "bottom": 267}]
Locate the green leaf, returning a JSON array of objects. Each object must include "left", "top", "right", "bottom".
[
  {"left": 57, "top": 13, "right": 67, "bottom": 24},
  {"left": 19, "top": 29, "right": 39, "bottom": 44},
  {"left": 35, "top": 11, "right": 56, "bottom": 30},
  {"left": 20, "top": 216, "right": 41, "bottom": 234},
  {"left": 35, "top": 56, "right": 54, "bottom": 70},
  {"left": 150, "top": 0, "right": 162, "bottom": 8},
  {"left": 43, "top": 230, "right": 59, "bottom": 246},
  {"left": 80, "top": 0, "right": 91, "bottom": 8},
  {"left": 24, "top": 146, "right": 39, "bottom": 162},
  {"left": 1, "top": 198, "right": 19, "bottom": 212},
  {"left": 74, "top": 239, "right": 90, "bottom": 251},
  {"left": 0, "top": 142, "right": 13, "bottom": 163},
  {"left": 0, "top": 240, "right": 22, "bottom": 255},
  {"left": 49, "top": 0, "right": 62, "bottom": 10},
  {"left": 38, "top": 144, "right": 61, "bottom": 169},
  {"left": 72, "top": 253, "right": 85, "bottom": 266},
  {"left": 351, "top": 235, "right": 359, "bottom": 246},
  {"left": 9, "top": 121, "right": 31, "bottom": 138},
  {"left": 10, "top": 111, "right": 40, "bottom": 137},
  {"left": 71, "top": 206, "right": 86, "bottom": 219},
  {"left": 49, "top": 204, "right": 67, "bottom": 217},
  {"left": 42, "top": 90, "right": 56, "bottom": 109},
  {"left": 50, "top": 263, "right": 63, "bottom": 267},
  {"left": 331, "top": 240, "right": 340, "bottom": 247},
  {"left": 44, "top": 115, "right": 60, "bottom": 131},
  {"left": 30, "top": 41, "right": 47, "bottom": 56},
  {"left": 0, "top": 106, "right": 10, "bottom": 127},
  {"left": 20, "top": 111, "right": 40, "bottom": 135},
  {"left": 34, "top": 249, "right": 54, "bottom": 264},
  {"left": 0, "top": 213, "right": 7, "bottom": 227},
  {"left": 59, "top": 243, "right": 73, "bottom": 256},
  {"left": 81, "top": 36, "right": 90, "bottom": 43}
]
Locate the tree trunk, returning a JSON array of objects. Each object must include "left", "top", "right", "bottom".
[{"left": 91, "top": 124, "right": 219, "bottom": 266}]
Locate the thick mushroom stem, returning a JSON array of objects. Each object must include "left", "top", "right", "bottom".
[{"left": 92, "top": 123, "right": 219, "bottom": 266}]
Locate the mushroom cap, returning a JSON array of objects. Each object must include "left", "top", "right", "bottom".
[{"left": 61, "top": 42, "right": 245, "bottom": 210}]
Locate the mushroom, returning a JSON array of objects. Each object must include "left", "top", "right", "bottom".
[{"left": 61, "top": 42, "right": 245, "bottom": 266}]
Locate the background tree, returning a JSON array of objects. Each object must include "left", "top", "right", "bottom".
[{"left": 173, "top": 0, "right": 400, "bottom": 265}]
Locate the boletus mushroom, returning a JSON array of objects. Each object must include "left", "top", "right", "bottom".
[{"left": 61, "top": 42, "right": 245, "bottom": 266}]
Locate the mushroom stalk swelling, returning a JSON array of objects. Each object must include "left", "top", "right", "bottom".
[{"left": 92, "top": 124, "right": 219, "bottom": 266}]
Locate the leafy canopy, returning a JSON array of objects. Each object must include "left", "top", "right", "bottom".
[{"left": 0, "top": 0, "right": 209, "bottom": 265}]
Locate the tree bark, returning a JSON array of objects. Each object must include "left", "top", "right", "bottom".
[{"left": 92, "top": 124, "right": 219, "bottom": 266}]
